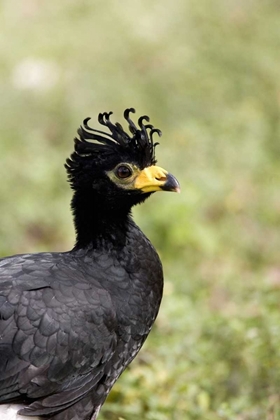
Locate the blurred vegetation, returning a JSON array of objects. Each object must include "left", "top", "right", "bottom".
[{"left": 1, "top": 0, "right": 280, "bottom": 418}]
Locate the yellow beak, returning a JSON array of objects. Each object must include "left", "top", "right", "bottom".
[{"left": 134, "top": 165, "right": 180, "bottom": 193}]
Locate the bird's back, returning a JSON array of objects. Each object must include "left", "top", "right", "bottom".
[{"left": 0, "top": 220, "right": 163, "bottom": 420}]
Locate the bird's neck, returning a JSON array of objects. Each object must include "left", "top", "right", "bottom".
[{"left": 71, "top": 189, "right": 131, "bottom": 250}]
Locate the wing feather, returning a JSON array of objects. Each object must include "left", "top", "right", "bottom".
[{"left": 0, "top": 252, "right": 118, "bottom": 416}]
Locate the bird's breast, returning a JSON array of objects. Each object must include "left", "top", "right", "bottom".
[{"left": 0, "top": 405, "right": 40, "bottom": 420}]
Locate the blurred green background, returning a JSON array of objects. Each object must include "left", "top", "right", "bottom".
[{"left": 1, "top": 0, "right": 280, "bottom": 418}]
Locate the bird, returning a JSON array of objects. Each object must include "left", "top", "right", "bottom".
[{"left": 0, "top": 108, "right": 180, "bottom": 420}]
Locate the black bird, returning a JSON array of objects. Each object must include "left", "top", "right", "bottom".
[{"left": 0, "top": 109, "right": 180, "bottom": 420}]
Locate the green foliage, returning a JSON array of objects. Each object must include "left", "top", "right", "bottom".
[{"left": 1, "top": 0, "right": 280, "bottom": 418}]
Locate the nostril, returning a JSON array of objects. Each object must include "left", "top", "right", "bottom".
[{"left": 156, "top": 176, "right": 167, "bottom": 181}]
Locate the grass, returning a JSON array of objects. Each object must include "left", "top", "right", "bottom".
[{"left": 1, "top": 0, "right": 280, "bottom": 418}]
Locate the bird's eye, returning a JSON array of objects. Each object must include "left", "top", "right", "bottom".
[{"left": 115, "top": 165, "right": 133, "bottom": 179}]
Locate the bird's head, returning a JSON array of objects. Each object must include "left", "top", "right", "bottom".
[{"left": 65, "top": 108, "right": 180, "bottom": 210}]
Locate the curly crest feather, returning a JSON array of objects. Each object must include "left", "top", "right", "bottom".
[{"left": 65, "top": 109, "right": 161, "bottom": 188}]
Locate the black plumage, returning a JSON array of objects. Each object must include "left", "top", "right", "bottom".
[{"left": 0, "top": 109, "right": 179, "bottom": 420}]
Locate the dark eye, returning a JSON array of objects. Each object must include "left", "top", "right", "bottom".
[{"left": 115, "top": 165, "right": 133, "bottom": 179}]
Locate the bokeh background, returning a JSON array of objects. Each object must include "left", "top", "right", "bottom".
[{"left": 1, "top": 0, "right": 280, "bottom": 418}]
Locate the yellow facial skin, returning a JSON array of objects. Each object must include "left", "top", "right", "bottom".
[
  {"left": 107, "top": 164, "right": 180, "bottom": 193},
  {"left": 134, "top": 166, "right": 172, "bottom": 192}
]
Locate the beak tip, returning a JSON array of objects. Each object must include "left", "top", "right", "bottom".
[{"left": 162, "top": 173, "right": 180, "bottom": 193}]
